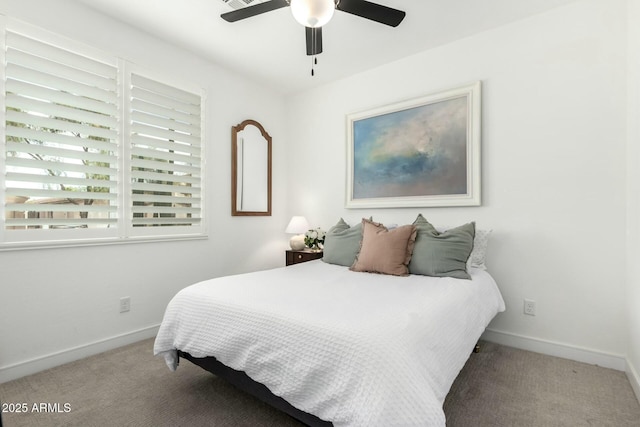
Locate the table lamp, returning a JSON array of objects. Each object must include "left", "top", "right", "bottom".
[{"left": 285, "top": 216, "right": 309, "bottom": 250}]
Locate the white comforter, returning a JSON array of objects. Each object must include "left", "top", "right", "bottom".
[{"left": 154, "top": 260, "right": 505, "bottom": 426}]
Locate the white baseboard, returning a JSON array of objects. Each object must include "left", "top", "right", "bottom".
[
  {"left": 3, "top": 324, "right": 637, "bottom": 403},
  {"left": 627, "top": 360, "right": 640, "bottom": 405},
  {"left": 482, "top": 328, "right": 627, "bottom": 371},
  {"left": 0, "top": 324, "right": 160, "bottom": 384}
]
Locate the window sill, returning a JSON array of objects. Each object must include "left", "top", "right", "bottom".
[{"left": 0, "top": 234, "right": 208, "bottom": 252}]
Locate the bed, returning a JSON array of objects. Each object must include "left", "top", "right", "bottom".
[{"left": 154, "top": 256, "right": 505, "bottom": 426}]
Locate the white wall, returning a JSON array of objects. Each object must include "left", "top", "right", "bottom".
[
  {"left": 0, "top": 0, "right": 289, "bottom": 382},
  {"left": 626, "top": 0, "right": 640, "bottom": 401},
  {"left": 286, "top": 0, "right": 629, "bottom": 367}
]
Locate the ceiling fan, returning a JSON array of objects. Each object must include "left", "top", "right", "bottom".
[{"left": 221, "top": 0, "right": 406, "bottom": 58}]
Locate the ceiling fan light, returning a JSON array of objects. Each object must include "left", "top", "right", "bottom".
[{"left": 290, "top": 0, "right": 335, "bottom": 28}]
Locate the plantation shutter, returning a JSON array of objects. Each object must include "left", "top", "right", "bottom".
[
  {"left": 129, "top": 74, "right": 202, "bottom": 229},
  {"left": 4, "top": 31, "right": 119, "bottom": 230}
]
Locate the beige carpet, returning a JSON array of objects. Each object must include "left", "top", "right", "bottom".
[
  {"left": 1, "top": 339, "right": 639, "bottom": 426},
  {"left": 443, "top": 342, "right": 640, "bottom": 426}
]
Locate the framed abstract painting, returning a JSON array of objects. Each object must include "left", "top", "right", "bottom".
[{"left": 346, "top": 81, "right": 481, "bottom": 208}]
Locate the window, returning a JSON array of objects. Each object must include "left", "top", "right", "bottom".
[
  {"left": 0, "top": 24, "right": 204, "bottom": 249},
  {"left": 129, "top": 74, "right": 202, "bottom": 232},
  {"left": 4, "top": 30, "right": 119, "bottom": 235}
]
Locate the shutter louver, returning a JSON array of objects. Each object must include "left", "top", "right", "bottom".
[
  {"left": 130, "top": 74, "right": 202, "bottom": 229},
  {"left": 4, "top": 31, "right": 119, "bottom": 231}
]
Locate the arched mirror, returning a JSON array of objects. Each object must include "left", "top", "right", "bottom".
[{"left": 231, "top": 119, "right": 272, "bottom": 216}]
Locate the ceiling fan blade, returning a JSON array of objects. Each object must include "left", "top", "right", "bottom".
[
  {"left": 336, "top": 0, "right": 406, "bottom": 27},
  {"left": 221, "top": 0, "right": 289, "bottom": 23},
  {"left": 306, "top": 27, "right": 323, "bottom": 56}
]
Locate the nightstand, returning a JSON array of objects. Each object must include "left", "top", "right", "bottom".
[{"left": 286, "top": 250, "right": 323, "bottom": 266}]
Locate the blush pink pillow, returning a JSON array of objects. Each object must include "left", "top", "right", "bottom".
[{"left": 350, "top": 219, "right": 417, "bottom": 277}]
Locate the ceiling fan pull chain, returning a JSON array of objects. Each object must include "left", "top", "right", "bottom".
[{"left": 311, "top": 56, "right": 315, "bottom": 76}]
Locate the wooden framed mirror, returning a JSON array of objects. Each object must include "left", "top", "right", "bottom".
[{"left": 231, "top": 119, "right": 272, "bottom": 216}]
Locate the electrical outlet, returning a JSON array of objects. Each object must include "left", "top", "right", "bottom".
[
  {"left": 120, "top": 296, "right": 131, "bottom": 313},
  {"left": 524, "top": 299, "right": 536, "bottom": 316}
]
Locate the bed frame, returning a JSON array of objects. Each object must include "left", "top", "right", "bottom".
[
  {"left": 178, "top": 351, "right": 333, "bottom": 427},
  {"left": 178, "top": 342, "right": 482, "bottom": 426}
]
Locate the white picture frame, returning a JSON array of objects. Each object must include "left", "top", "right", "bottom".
[{"left": 346, "top": 81, "right": 481, "bottom": 208}]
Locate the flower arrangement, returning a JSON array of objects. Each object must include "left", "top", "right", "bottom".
[{"left": 304, "top": 227, "right": 326, "bottom": 251}]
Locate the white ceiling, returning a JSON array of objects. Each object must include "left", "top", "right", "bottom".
[{"left": 75, "top": 0, "right": 578, "bottom": 95}]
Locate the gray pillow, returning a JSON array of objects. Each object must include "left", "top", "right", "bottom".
[
  {"left": 408, "top": 214, "right": 475, "bottom": 279},
  {"left": 322, "top": 218, "right": 364, "bottom": 267}
]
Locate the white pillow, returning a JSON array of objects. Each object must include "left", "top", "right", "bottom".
[{"left": 468, "top": 229, "right": 491, "bottom": 270}]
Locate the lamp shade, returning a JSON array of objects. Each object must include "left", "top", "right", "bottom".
[
  {"left": 290, "top": 0, "right": 335, "bottom": 28},
  {"left": 285, "top": 216, "right": 310, "bottom": 234}
]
